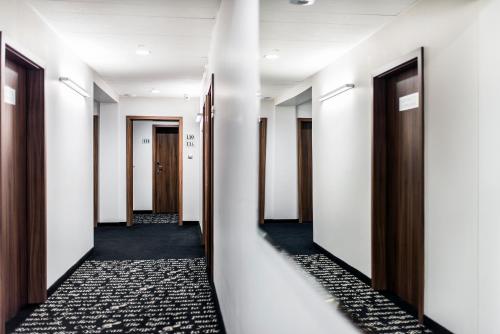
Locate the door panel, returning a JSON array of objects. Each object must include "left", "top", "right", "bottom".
[
  {"left": 3, "top": 59, "right": 28, "bottom": 319},
  {"left": 154, "top": 127, "right": 179, "bottom": 213},
  {"left": 298, "top": 119, "right": 313, "bottom": 223}
]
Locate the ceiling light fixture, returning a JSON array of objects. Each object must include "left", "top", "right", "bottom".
[
  {"left": 263, "top": 53, "right": 279, "bottom": 60},
  {"left": 319, "top": 84, "right": 355, "bottom": 102},
  {"left": 136, "top": 45, "right": 151, "bottom": 56},
  {"left": 151, "top": 88, "right": 160, "bottom": 94},
  {"left": 290, "top": 0, "right": 315, "bottom": 5},
  {"left": 59, "top": 77, "right": 90, "bottom": 98}
]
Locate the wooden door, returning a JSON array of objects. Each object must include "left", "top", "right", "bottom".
[
  {"left": 2, "top": 57, "right": 28, "bottom": 320},
  {"left": 93, "top": 115, "right": 99, "bottom": 227},
  {"left": 153, "top": 126, "right": 179, "bottom": 213},
  {"left": 258, "top": 118, "right": 267, "bottom": 225},
  {"left": 372, "top": 49, "right": 424, "bottom": 320},
  {"left": 203, "top": 75, "right": 214, "bottom": 279},
  {"left": 298, "top": 118, "right": 313, "bottom": 223}
]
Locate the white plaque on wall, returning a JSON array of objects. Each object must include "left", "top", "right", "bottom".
[
  {"left": 399, "top": 92, "right": 419, "bottom": 111},
  {"left": 4, "top": 86, "right": 16, "bottom": 105}
]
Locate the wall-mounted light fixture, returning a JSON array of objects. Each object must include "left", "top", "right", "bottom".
[
  {"left": 195, "top": 112, "right": 203, "bottom": 123},
  {"left": 319, "top": 84, "right": 355, "bottom": 102},
  {"left": 59, "top": 77, "right": 90, "bottom": 98}
]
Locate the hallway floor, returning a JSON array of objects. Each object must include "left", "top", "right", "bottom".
[
  {"left": 262, "top": 223, "right": 433, "bottom": 334},
  {"left": 9, "top": 223, "right": 224, "bottom": 334}
]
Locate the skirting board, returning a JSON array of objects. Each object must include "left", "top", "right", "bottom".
[
  {"left": 97, "top": 222, "right": 127, "bottom": 227},
  {"left": 312, "top": 242, "right": 452, "bottom": 334},
  {"left": 47, "top": 247, "right": 94, "bottom": 296},
  {"left": 6, "top": 247, "right": 94, "bottom": 333},
  {"left": 263, "top": 219, "right": 300, "bottom": 224},
  {"left": 210, "top": 280, "right": 226, "bottom": 334}
]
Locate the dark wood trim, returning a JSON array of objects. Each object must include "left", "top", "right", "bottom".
[
  {"left": 126, "top": 118, "right": 133, "bottom": 227},
  {"left": 297, "top": 118, "right": 312, "bottom": 224},
  {"left": 133, "top": 210, "right": 153, "bottom": 214},
  {"left": 126, "top": 116, "right": 183, "bottom": 227},
  {"left": 258, "top": 117, "right": 267, "bottom": 225},
  {"left": 203, "top": 74, "right": 215, "bottom": 280},
  {"left": 371, "top": 47, "right": 424, "bottom": 321},
  {"left": 0, "top": 38, "right": 47, "bottom": 332},
  {"left": 93, "top": 115, "right": 99, "bottom": 228}
]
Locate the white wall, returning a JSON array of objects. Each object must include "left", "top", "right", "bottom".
[
  {"left": 132, "top": 121, "right": 153, "bottom": 211},
  {"left": 272, "top": 106, "right": 298, "bottom": 219},
  {"left": 311, "top": 0, "right": 483, "bottom": 332},
  {"left": 478, "top": 0, "right": 500, "bottom": 332},
  {"left": 207, "top": 0, "right": 357, "bottom": 333},
  {"left": 0, "top": 0, "right": 102, "bottom": 286},
  {"left": 259, "top": 100, "right": 312, "bottom": 220},
  {"left": 99, "top": 97, "right": 200, "bottom": 222}
]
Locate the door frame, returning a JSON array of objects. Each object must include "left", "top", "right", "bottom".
[
  {"left": 258, "top": 117, "right": 267, "bottom": 225},
  {"left": 202, "top": 74, "right": 214, "bottom": 279},
  {"left": 371, "top": 47, "right": 424, "bottom": 321},
  {"left": 93, "top": 115, "right": 99, "bottom": 227},
  {"left": 126, "top": 116, "right": 183, "bottom": 227},
  {"left": 152, "top": 124, "right": 181, "bottom": 214},
  {"left": 297, "top": 117, "right": 312, "bottom": 224},
  {"left": 0, "top": 36, "right": 47, "bottom": 332}
]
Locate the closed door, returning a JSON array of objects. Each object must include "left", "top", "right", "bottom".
[
  {"left": 258, "top": 118, "right": 267, "bottom": 225},
  {"left": 372, "top": 50, "right": 424, "bottom": 320},
  {"left": 3, "top": 58, "right": 28, "bottom": 319},
  {"left": 298, "top": 119, "right": 313, "bottom": 223},
  {"left": 153, "top": 126, "right": 179, "bottom": 213}
]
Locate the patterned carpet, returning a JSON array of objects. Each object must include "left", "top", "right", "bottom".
[
  {"left": 13, "top": 258, "right": 221, "bottom": 334},
  {"left": 294, "top": 254, "right": 432, "bottom": 334},
  {"left": 134, "top": 213, "right": 178, "bottom": 224}
]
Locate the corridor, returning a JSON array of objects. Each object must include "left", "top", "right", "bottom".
[{"left": 1, "top": 0, "right": 500, "bottom": 334}]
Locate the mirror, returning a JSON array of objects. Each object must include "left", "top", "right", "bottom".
[{"left": 258, "top": 0, "right": 431, "bottom": 333}]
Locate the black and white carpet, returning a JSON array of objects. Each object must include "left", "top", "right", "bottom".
[
  {"left": 14, "top": 258, "right": 221, "bottom": 334},
  {"left": 134, "top": 213, "right": 179, "bottom": 224},
  {"left": 294, "top": 254, "right": 432, "bottom": 334}
]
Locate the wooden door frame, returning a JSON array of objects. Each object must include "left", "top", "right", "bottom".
[
  {"left": 202, "top": 74, "right": 214, "bottom": 280},
  {"left": 0, "top": 36, "right": 47, "bottom": 332},
  {"left": 297, "top": 118, "right": 312, "bottom": 224},
  {"left": 93, "top": 115, "right": 99, "bottom": 228},
  {"left": 371, "top": 47, "right": 424, "bottom": 321},
  {"left": 152, "top": 124, "right": 180, "bottom": 214},
  {"left": 258, "top": 118, "right": 267, "bottom": 225},
  {"left": 126, "top": 116, "right": 183, "bottom": 227}
]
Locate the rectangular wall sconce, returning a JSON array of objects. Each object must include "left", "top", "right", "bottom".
[
  {"left": 319, "top": 83, "right": 355, "bottom": 102},
  {"left": 59, "top": 77, "right": 90, "bottom": 98}
]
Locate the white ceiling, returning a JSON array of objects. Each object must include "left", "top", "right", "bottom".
[
  {"left": 260, "top": 0, "right": 418, "bottom": 98},
  {"left": 29, "top": 0, "right": 220, "bottom": 98}
]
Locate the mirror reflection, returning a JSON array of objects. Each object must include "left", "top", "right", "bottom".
[{"left": 258, "top": 0, "right": 430, "bottom": 333}]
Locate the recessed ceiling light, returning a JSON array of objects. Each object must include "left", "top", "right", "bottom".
[
  {"left": 136, "top": 45, "right": 151, "bottom": 56},
  {"left": 290, "top": 0, "right": 315, "bottom": 5},
  {"left": 263, "top": 53, "right": 279, "bottom": 60},
  {"left": 151, "top": 89, "right": 160, "bottom": 94}
]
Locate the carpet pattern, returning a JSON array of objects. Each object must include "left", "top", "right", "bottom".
[
  {"left": 13, "top": 258, "right": 221, "bottom": 334},
  {"left": 134, "top": 213, "right": 179, "bottom": 224},
  {"left": 294, "top": 254, "right": 432, "bottom": 334}
]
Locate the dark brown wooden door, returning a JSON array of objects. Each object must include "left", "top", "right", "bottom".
[
  {"left": 153, "top": 126, "right": 179, "bottom": 213},
  {"left": 3, "top": 58, "right": 28, "bottom": 320},
  {"left": 372, "top": 49, "right": 424, "bottom": 320},
  {"left": 258, "top": 118, "right": 267, "bottom": 225},
  {"left": 298, "top": 118, "right": 313, "bottom": 223}
]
